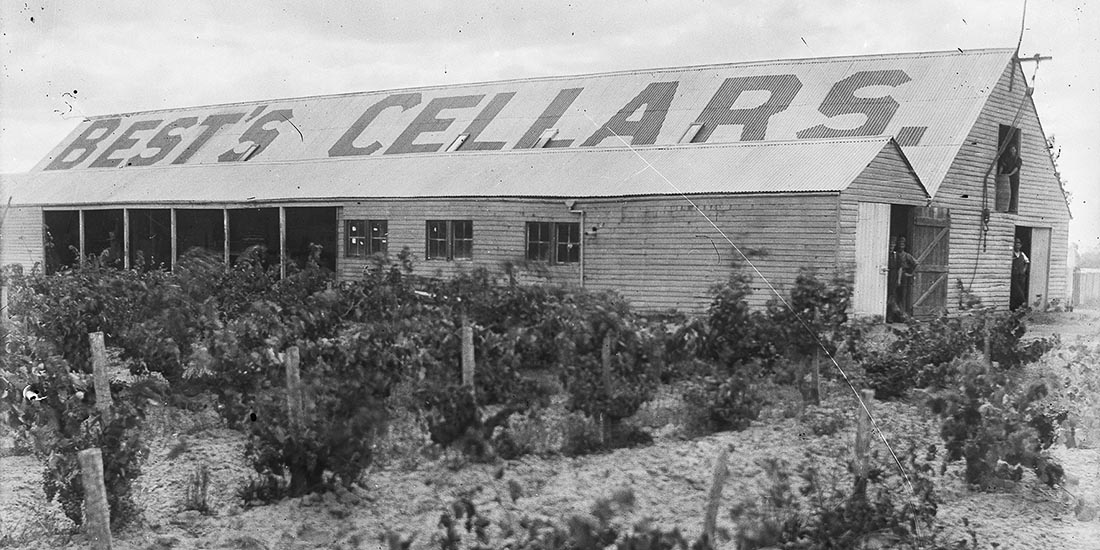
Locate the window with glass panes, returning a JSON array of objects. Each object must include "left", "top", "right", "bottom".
[
  {"left": 346, "top": 219, "right": 387, "bottom": 257},
  {"left": 525, "top": 221, "right": 580, "bottom": 263},
  {"left": 426, "top": 220, "right": 473, "bottom": 260},
  {"left": 368, "top": 220, "right": 388, "bottom": 254},
  {"left": 526, "top": 222, "right": 552, "bottom": 261},
  {"left": 556, "top": 222, "right": 580, "bottom": 263}
]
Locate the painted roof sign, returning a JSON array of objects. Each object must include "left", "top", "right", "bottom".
[{"left": 33, "top": 48, "right": 1013, "bottom": 194}]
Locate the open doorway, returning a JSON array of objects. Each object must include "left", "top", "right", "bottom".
[
  {"left": 129, "top": 209, "right": 172, "bottom": 270},
  {"left": 1011, "top": 227, "right": 1032, "bottom": 310},
  {"left": 285, "top": 207, "right": 337, "bottom": 271},
  {"left": 176, "top": 209, "right": 225, "bottom": 259},
  {"left": 228, "top": 208, "right": 280, "bottom": 266},
  {"left": 853, "top": 203, "right": 926, "bottom": 321},
  {"left": 1012, "top": 226, "right": 1051, "bottom": 310},
  {"left": 886, "top": 205, "right": 915, "bottom": 322},
  {"left": 84, "top": 209, "right": 125, "bottom": 268},
  {"left": 43, "top": 210, "right": 80, "bottom": 274}
]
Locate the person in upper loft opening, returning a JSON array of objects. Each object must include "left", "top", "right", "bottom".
[{"left": 998, "top": 143, "right": 1023, "bottom": 212}]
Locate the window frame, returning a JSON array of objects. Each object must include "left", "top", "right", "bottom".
[
  {"left": 526, "top": 221, "right": 553, "bottom": 262},
  {"left": 345, "top": 219, "right": 388, "bottom": 257},
  {"left": 525, "top": 221, "right": 581, "bottom": 264},
  {"left": 426, "top": 219, "right": 474, "bottom": 261}
]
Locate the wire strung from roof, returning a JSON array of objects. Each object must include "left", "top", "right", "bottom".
[
  {"left": 579, "top": 111, "right": 916, "bottom": 496},
  {"left": 967, "top": 0, "right": 1045, "bottom": 297}
]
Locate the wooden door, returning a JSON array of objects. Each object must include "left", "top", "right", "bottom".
[
  {"left": 853, "top": 202, "right": 891, "bottom": 317},
  {"left": 1029, "top": 227, "right": 1051, "bottom": 308},
  {"left": 909, "top": 207, "right": 950, "bottom": 319}
]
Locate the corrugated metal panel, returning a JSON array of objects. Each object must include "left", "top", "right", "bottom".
[
  {"left": 30, "top": 48, "right": 1012, "bottom": 196},
  {"left": 4, "top": 137, "right": 900, "bottom": 206}
]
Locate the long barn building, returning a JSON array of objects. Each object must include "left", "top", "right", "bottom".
[{"left": 0, "top": 48, "right": 1071, "bottom": 316}]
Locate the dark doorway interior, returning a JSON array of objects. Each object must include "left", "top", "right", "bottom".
[
  {"left": 228, "top": 208, "right": 279, "bottom": 266},
  {"left": 83, "top": 209, "right": 124, "bottom": 268},
  {"left": 43, "top": 210, "right": 80, "bottom": 274},
  {"left": 887, "top": 205, "right": 915, "bottom": 322},
  {"left": 1011, "top": 226, "right": 1032, "bottom": 310},
  {"left": 128, "top": 209, "right": 172, "bottom": 271},
  {"left": 285, "top": 207, "right": 337, "bottom": 271},
  {"left": 998, "top": 125, "right": 1022, "bottom": 213},
  {"left": 176, "top": 209, "right": 225, "bottom": 259}
]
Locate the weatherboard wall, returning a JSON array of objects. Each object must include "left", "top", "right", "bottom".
[
  {"left": 337, "top": 198, "right": 583, "bottom": 285},
  {"left": 577, "top": 193, "right": 843, "bottom": 313},
  {"left": 931, "top": 60, "right": 1071, "bottom": 310},
  {"left": 835, "top": 142, "right": 931, "bottom": 275},
  {"left": 0, "top": 206, "right": 42, "bottom": 270},
  {"left": 336, "top": 193, "right": 849, "bottom": 313},
  {"left": 335, "top": 176, "right": 924, "bottom": 315}
]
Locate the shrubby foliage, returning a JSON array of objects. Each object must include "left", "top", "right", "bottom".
[
  {"left": 1, "top": 243, "right": 1070, "bottom": 525},
  {"left": 1, "top": 353, "right": 155, "bottom": 529},
  {"left": 927, "top": 356, "right": 1066, "bottom": 488},
  {"left": 730, "top": 447, "right": 966, "bottom": 550},
  {"left": 861, "top": 309, "right": 1058, "bottom": 400},
  {"left": 681, "top": 269, "right": 858, "bottom": 434}
]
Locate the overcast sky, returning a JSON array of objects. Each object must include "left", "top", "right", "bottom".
[{"left": 2, "top": 0, "right": 1097, "bottom": 250}]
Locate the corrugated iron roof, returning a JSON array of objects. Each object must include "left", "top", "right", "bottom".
[
  {"left": 3, "top": 137, "right": 916, "bottom": 206},
  {"left": 28, "top": 48, "right": 1012, "bottom": 198}
]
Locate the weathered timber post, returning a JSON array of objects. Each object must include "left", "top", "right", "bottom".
[
  {"left": 601, "top": 333, "right": 613, "bottom": 390},
  {"left": 702, "top": 446, "right": 731, "bottom": 549},
  {"left": 599, "top": 332, "right": 614, "bottom": 445},
  {"left": 284, "top": 346, "right": 304, "bottom": 433},
  {"left": 1, "top": 283, "right": 10, "bottom": 326},
  {"left": 461, "top": 315, "right": 475, "bottom": 388},
  {"left": 983, "top": 313, "right": 992, "bottom": 365},
  {"left": 810, "top": 349, "right": 822, "bottom": 406},
  {"left": 854, "top": 389, "right": 875, "bottom": 495},
  {"left": 78, "top": 448, "right": 113, "bottom": 550},
  {"left": 89, "top": 332, "right": 112, "bottom": 414},
  {"left": 650, "top": 337, "right": 665, "bottom": 384}
]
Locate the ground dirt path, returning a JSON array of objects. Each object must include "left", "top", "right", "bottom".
[{"left": 2, "top": 310, "right": 1098, "bottom": 549}]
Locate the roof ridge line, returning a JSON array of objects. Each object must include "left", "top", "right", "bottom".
[{"left": 79, "top": 48, "right": 1016, "bottom": 121}]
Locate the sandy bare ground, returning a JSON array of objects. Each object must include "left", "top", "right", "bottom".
[{"left": 1, "top": 310, "right": 1098, "bottom": 549}]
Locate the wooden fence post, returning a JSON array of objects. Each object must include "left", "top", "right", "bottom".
[
  {"left": 601, "top": 332, "right": 613, "bottom": 390},
  {"left": 990, "top": 312, "right": 998, "bottom": 367},
  {"left": 89, "top": 332, "right": 112, "bottom": 414},
  {"left": 810, "top": 349, "right": 822, "bottom": 406},
  {"left": 284, "top": 346, "right": 304, "bottom": 433},
  {"left": 702, "top": 446, "right": 731, "bottom": 549},
  {"left": 461, "top": 315, "right": 475, "bottom": 388},
  {"left": 1, "top": 283, "right": 9, "bottom": 326},
  {"left": 78, "top": 448, "right": 113, "bottom": 550},
  {"left": 599, "top": 332, "right": 614, "bottom": 445},
  {"left": 854, "top": 389, "right": 875, "bottom": 494}
]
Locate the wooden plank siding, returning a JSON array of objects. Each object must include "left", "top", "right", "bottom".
[
  {"left": 0, "top": 206, "right": 43, "bottom": 271},
  {"left": 931, "top": 61, "right": 1071, "bottom": 310},
  {"left": 836, "top": 144, "right": 930, "bottom": 278},
  {"left": 338, "top": 198, "right": 582, "bottom": 284},
  {"left": 578, "top": 194, "right": 841, "bottom": 313},
  {"left": 338, "top": 193, "right": 844, "bottom": 314}
]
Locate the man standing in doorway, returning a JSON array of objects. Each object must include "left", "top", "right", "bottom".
[
  {"left": 889, "top": 236, "right": 918, "bottom": 322},
  {"left": 1010, "top": 237, "right": 1030, "bottom": 310}
]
